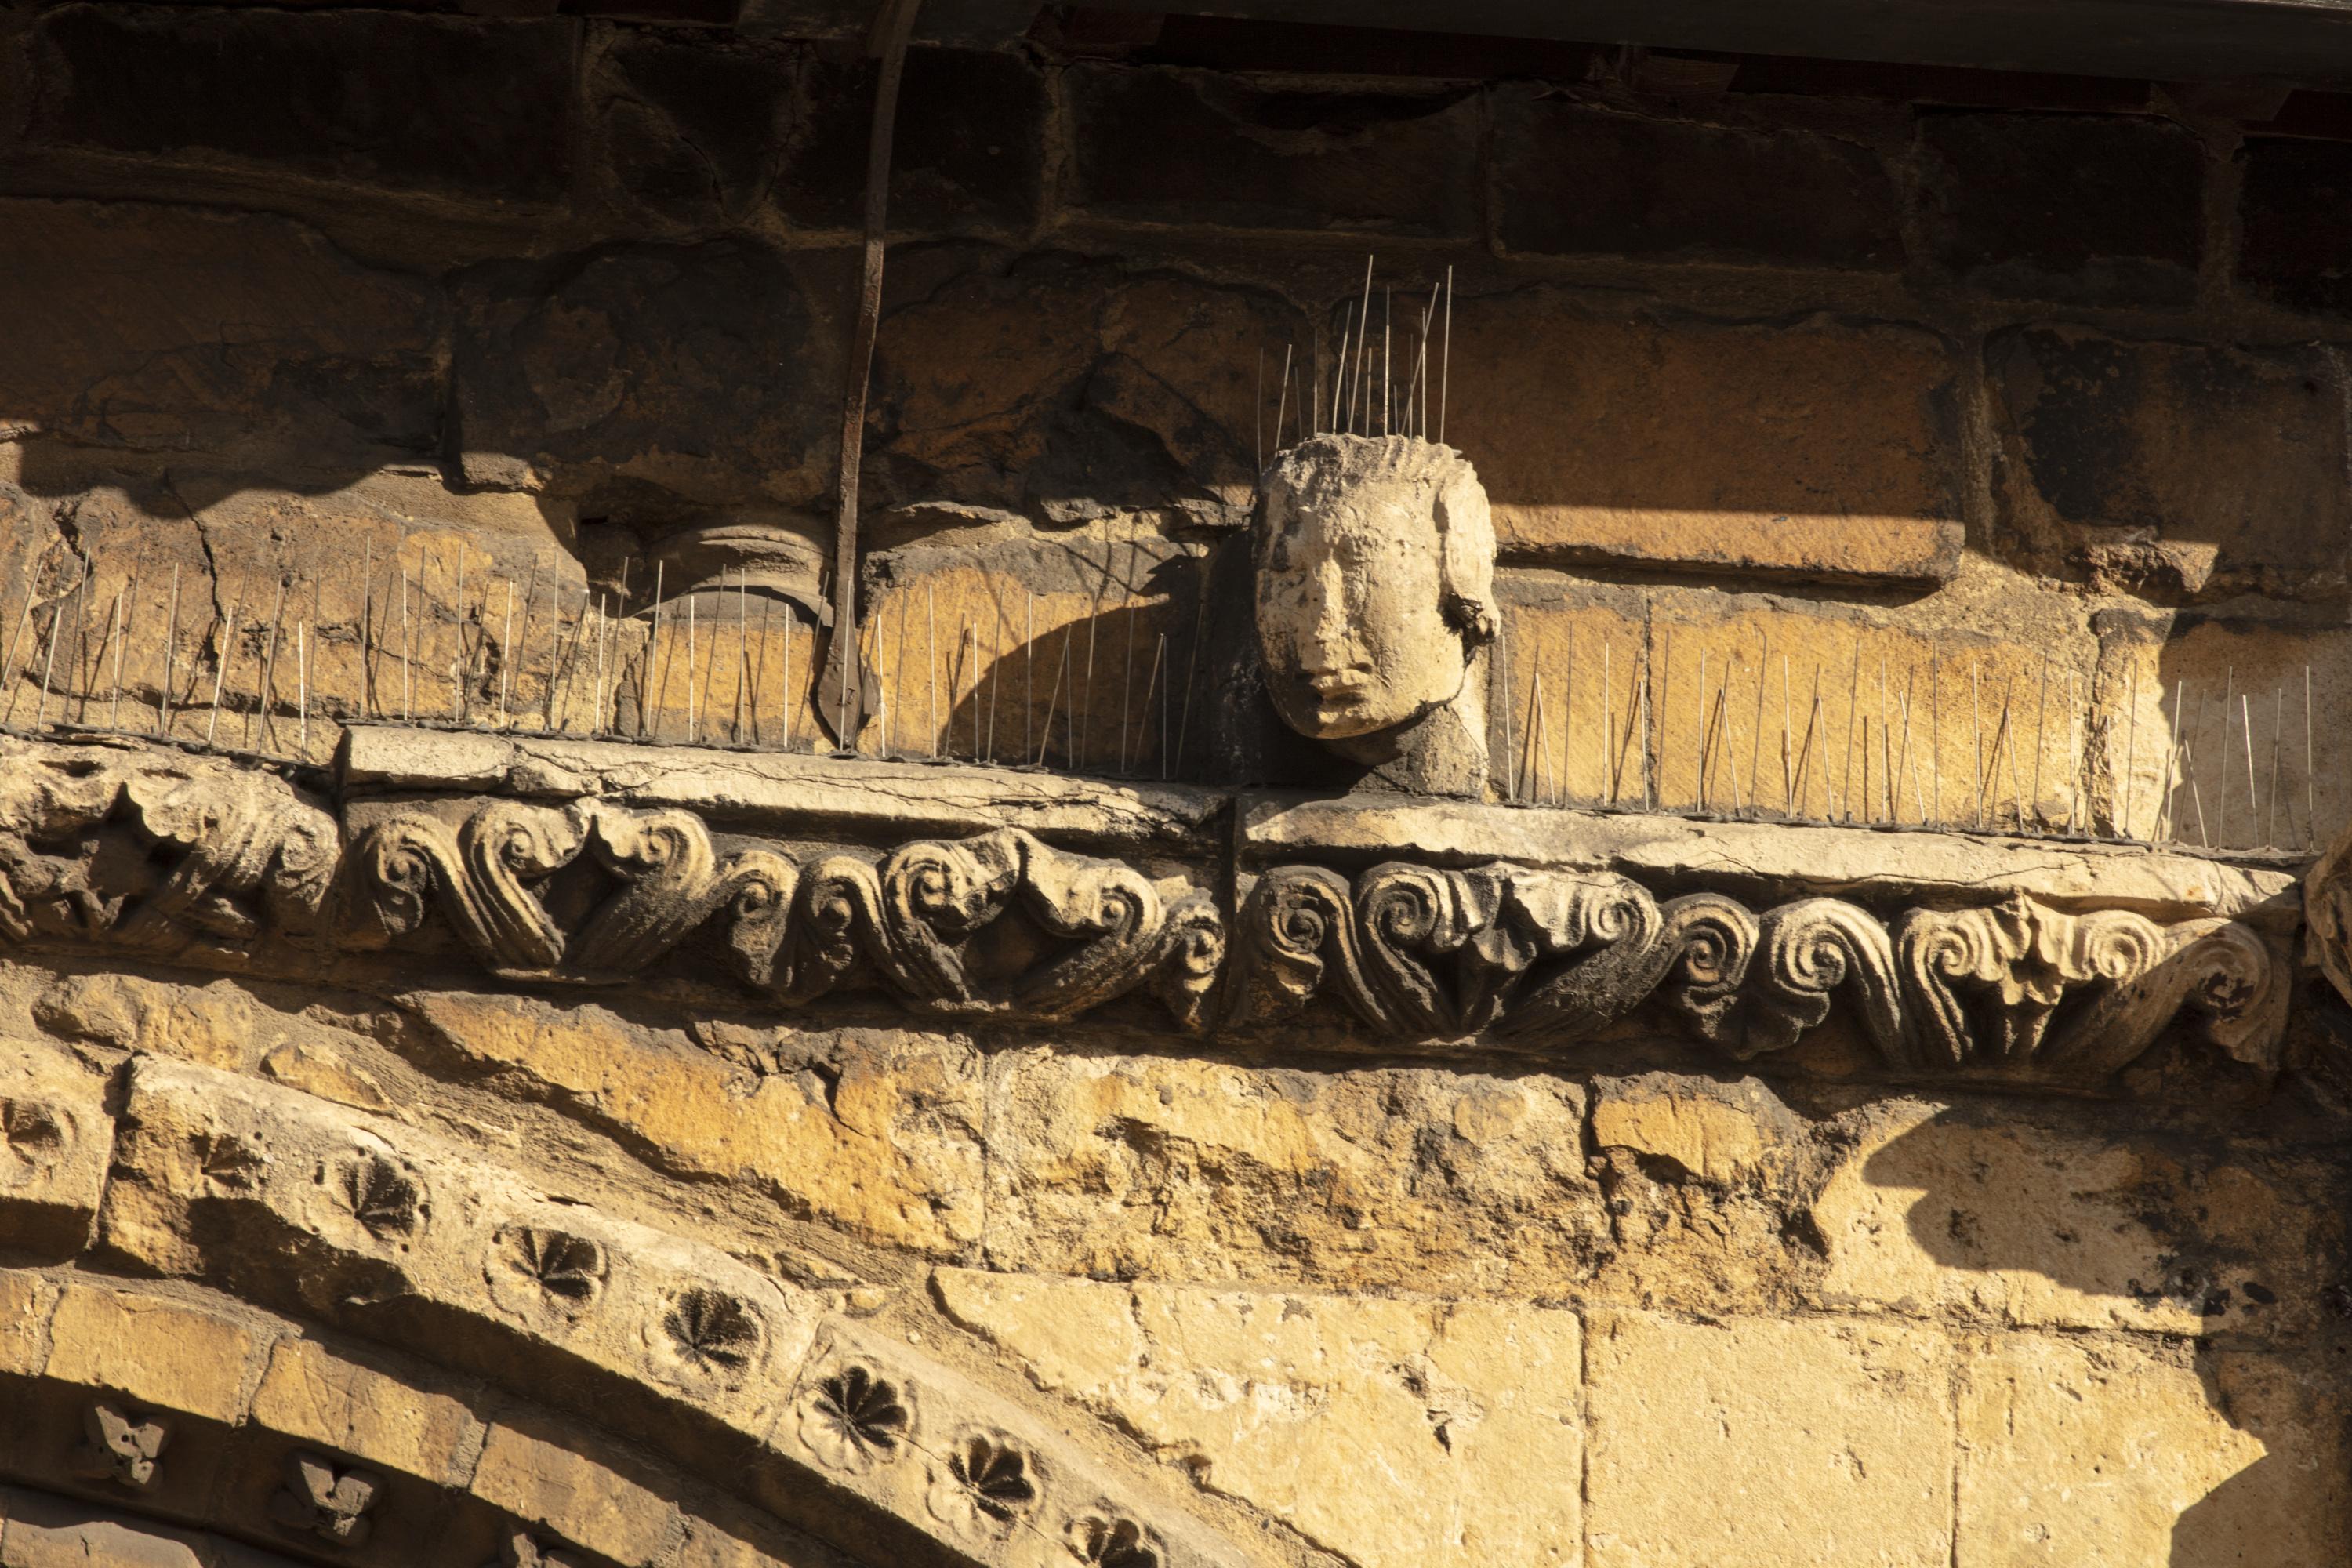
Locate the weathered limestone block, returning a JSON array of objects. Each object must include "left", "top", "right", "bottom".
[
  {"left": 32, "top": 973, "right": 263, "bottom": 1073},
  {"left": 982, "top": 1049, "right": 1605, "bottom": 1294},
  {"left": 1589, "top": 1073, "right": 1780, "bottom": 1185},
  {"left": 1811, "top": 1098, "right": 2346, "bottom": 1334},
  {"left": 1987, "top": 327, "right": 2350, "bottom": 601},
  {"left": 469, "top": 1423, "right": 681, "bottom": 1568},
  {"left": 1499, "top": 576, "right": 2096, "bottom": 826},
  {"left": 0, "top": 1273, "right": 57, "bottom": 1377},
  {"left": 103, "top": 1057, "right": 828, "bottom": 1443},
  {"left": 42, "top": 1283, "right": 267, "bottom": 1427},
  {"left": 0, "top": 200, "right": 440, "bottom": 466},
  {"left": 1958, "top": 1333, "right": 2350, "bottom": 1566},
  {"left": 931, "top": 1269, "right": 1581, "bottom": 1568},
  {"left": 249, "top": 1338, "right": 483, "bottom": 1490},
  {"left": 1583, "top": 1309, "right": 1954, "bottom": 1568},
  {"left": 341, "top": 725, "right": 1224, "bottom": 852},
  {"left": 1450, "top": 293, "right": 1963, "bottom": 587},
  {"left": 401, "top": 995, "right": 985, "bottom": 1257},
  {"left": 0, "top": 1488, "right": 304, "bottom": 1568},
  {"left": 0, "top": 1038, "right": 111, "bottom": 1255},
  {"left": 864, "top": 533, "right": 1199, "bottom": 775},
  {"left": 2103, "top": 611, "right": 2352, "bottom": 851}
]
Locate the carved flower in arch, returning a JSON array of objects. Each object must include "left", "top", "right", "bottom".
[
  {"left": 485, "top": 1225, "right": 608, "bottom": 1324},
  {"left": 927, "top": 1429, "right": 1040, "bottom": 1541},
  {"left": 325, "top": 1150, "right": 426, "bottom": 1245},
  {"left": 648, "top": 1285, "right": 766, "bottom": 1389},
  {"left": 1066, "top": 1513, "right": 1162, "bottom": 1568},
  {"left": 797, "top": 1362, "right": 911, "bottom": 1473}
]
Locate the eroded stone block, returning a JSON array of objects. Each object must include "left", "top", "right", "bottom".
[
  {"left": 1450, "top": 296, "right": 1962, "bottom": 586},
  {"left": 43, "top": 1283, "right": 263, "bottom": 1426},
  {"left": 0, "top": 1037, "right": 111, "bottom": 1256},
  {"left": 1987, "top": 326, "right": 2350, "bottom": 600},
  {"left": 931, "top": 1269, "right": 1581, "bottom": 1568},
  {"left": 982, "top": 1049, "right": 1605, "bottom": 1295},
  {"left": 1957, "top": 1334, "right": 2350, "bottom": 1566},
  {"left": 250, "top": 1338, "right": 483, "bottom": 1488},
  {"left": 1811, "top": 1100, "right": 2345, "bottom": 1335},
  {"left": 1494, "top": 92, "right": 1902, "bottom": 270},
  {"left": 1584, "top": 1309, "right": 1953, "bottom": 1568}
]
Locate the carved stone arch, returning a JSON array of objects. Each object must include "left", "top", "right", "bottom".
[
  {"left": 0, "top": 1056, "right": 1249, "bottom": 1568},
  {"left": 0, "top": 1486, "right": 318, "bottom": 1568}
]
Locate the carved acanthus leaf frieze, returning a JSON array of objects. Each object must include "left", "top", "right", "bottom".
[
  {"left": 0, "top": 747, "right": 335, "bottom": 963},
  {"left": 0, "top": 736, "right": 2300, "bottom": 1083},
  {"left": 1234, "top": 866, "right": 2285, "bottom": 1082},
  {"left": 353, "top": 801, "right": 1221, "bottom": 1029}
]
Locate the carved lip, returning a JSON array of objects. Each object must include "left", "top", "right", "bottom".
[{"left": 1305, "top": 669, "right": 1371, "bottom": 701}]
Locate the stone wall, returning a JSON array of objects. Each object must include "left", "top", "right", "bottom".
[{"left": 2, "top": 9, "right": 2350, "bottom": 1566}]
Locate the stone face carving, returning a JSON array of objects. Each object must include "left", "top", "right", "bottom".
[
  {"left": 1236, "top": 870, "right": 2285, "bottom": 1083},
  {"left": 1253, "top": 434, "right": 1497, "bottom": 795},
  {"left": 71, "top": 1402, "right": 167, "bottom": 1490},
  {"left": 0, "top": 745, "right": 336, "bottom": 962},
  {"left": 267, "top": 1452, "right": 381, "bottom": 1546},
  {"left": 354, "top": 803, "right": 1223, "bottom": 1029}
]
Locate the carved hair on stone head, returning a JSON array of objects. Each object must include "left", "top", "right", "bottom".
[{"left": 1254, "top": 432, "right": 1499, "bottom": 648}]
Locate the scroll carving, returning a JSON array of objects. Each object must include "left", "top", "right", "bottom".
[
  {"left": 0, "top": 746, "right": 335, "bottom": 962},
  {"left": 350, "top": 804, "right": 1222, "bottom": 1029},
  {"left": 1238, "top": 869, "right": 2285, "bottom": 1083},
  {"left": 0, "top": 736, "right": 2295, "bottom": 1087},
  {"left": 1232, "top": 863, "right": 1749, "bottom": 1048}
]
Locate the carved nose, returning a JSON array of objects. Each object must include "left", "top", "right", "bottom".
[{"left": 1305, "top": 559, "right": 1354, "bottom": 661}]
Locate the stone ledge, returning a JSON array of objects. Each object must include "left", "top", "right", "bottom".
[
  {"left": 339, "top": 727, "right": 1226, "bottom": 854},
  {"left": 1240, "top": 793, "right": 2302, "bottom": 929}
]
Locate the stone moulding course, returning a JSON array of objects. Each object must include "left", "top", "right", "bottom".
[
  {"left": 47, "top": 1054, "right": 1250, "bottom": 1568},
  {"left": 0, "top": 728, "right": 2310, "bottom": 1087}
]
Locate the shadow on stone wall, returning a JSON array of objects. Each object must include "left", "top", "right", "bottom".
[{"left": 1861, "top": 1106, "right": 2345, "bottom": 1565}]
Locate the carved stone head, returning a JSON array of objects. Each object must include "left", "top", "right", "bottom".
[{"left": 1252, "top": 434, "right": 1497, "bottom": 750}]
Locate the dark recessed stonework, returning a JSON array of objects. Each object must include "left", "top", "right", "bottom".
[
  {"left": 1914, "top": 111, "right": 2204, "bottom": 305},
  {"left": 28, "top": 5, "right": 575, "bottom": 201},
  {"left": 1064, "top": 66, "right": 1480, "bottom": 237},
  {"left": 1493, "top": 94, "right": 1904, "bottom": 270},
  {"left": 777, "top": 45, "right": 1047, "bottom": 234},
  {"left": 594, "top": 34, "right": 800, "bottom": 230},
  {"left": 2237, "top": 136, "right": 2352, "bottom": 317}
]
